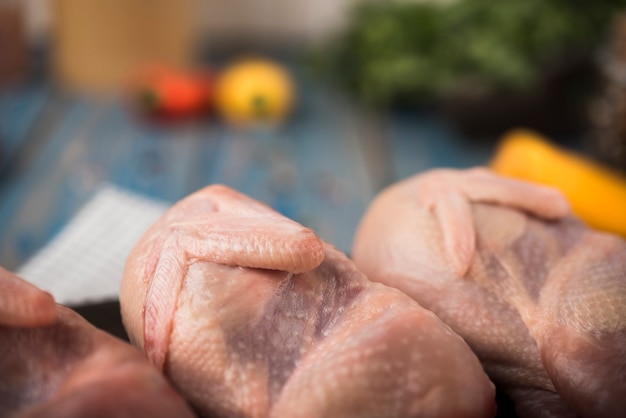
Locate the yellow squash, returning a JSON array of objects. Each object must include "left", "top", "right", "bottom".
[{"left": 491, "top": 129, "right": 626, "bottom": 238}]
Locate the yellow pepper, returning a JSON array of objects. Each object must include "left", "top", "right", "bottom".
[
  {"left": 491, "top": 129, "right": 626, "bottom": 238},
  {"left": 215, "top": 58, "right": 294, "bottom": 127}
]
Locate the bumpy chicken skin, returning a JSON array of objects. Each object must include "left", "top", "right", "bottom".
[
  {"left": 0, "top": 266, "right": 56, "bottom": 328},
  {"left": 120, "top": 184, "right": 496, "bottom": 418},
  {"left": 0, "top": 267, "right": 195, "bottom": 418},
  {"left": 353, "top": 168, "right": 626, "bottom": 418}
]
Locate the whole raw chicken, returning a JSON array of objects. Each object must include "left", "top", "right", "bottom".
[
  {"left": 352, "top": 167, "right": 626, "bottom": 418},
  {"left": 0, "top": 267, "right": 195, "bottom": 418},
  {"left": 120, "top": 184, "right": 496, "bottom": 418}
]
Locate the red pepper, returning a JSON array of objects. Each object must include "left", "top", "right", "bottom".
[{"left": 131, "top": 66, "right": 213, "bottom": 118}]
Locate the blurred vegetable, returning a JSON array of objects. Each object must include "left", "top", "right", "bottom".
[
  {"left": 491, "top": 129, "right": 626, "bottom": 238},
  {"left": 215, "top": 58, "right": 295, "bottom": 127},
  {"left": 131, "top": 66, "right": 213, "bottom": 118},
  {"left": 311, "top": 0, "right": 626, "bottom": 107}
]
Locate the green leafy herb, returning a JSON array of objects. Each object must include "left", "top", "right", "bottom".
[{"left": 310, "top": 0, "right": 626, "bottom": 106}]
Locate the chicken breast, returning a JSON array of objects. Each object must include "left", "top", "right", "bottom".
[
  {"left": 352, "top": 168, "right": 626, "bottom": 418},
  {"left": 120, "top": 184, "right": 496, "bottom": 418},
  {"left": 0, "top": 267, "right": 195, "bottom": 418}
]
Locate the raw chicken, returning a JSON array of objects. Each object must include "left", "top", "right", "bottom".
[
  {"left": 0, "top": 267, "right": 195, "bottom": 418},
  {"left": 120, "top": 184, "right": 496, "bottom": 418},
  {"left": 0, "top": 267, "right": 56, "bottom": 327},
  {"left": 352, "top": 167, "right": 626, "bottom": 418}
]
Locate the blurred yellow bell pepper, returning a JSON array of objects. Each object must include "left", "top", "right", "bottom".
[
  {"left": 491, "top": 129, "right": 626, "bottom": 238},
  {"left": 215, "top": 58, "right": 294, "bottom": 127}
]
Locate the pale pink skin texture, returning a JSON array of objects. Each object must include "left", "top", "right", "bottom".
[
  {"left": 353, "top": 167, "right": 626, "bottom": 418},
  {"left": 0, "top": 267, "right": 195, "bottom": 418},
  {"left": 0, "top": 266, "right": 56, "bottom": 328},
  {"left": 120, "top": 184, "right": 496, "bottom": 418}
]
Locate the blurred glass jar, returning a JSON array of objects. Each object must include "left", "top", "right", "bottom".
[
  {"left": 51, "top": 0, "right": 196, "bottom": 95},
  {"left": 0, "top": 0, "right": 28, "bottom": 86},
  {"left": 588, "top": 12, "right": 626, "bottom": 174}
]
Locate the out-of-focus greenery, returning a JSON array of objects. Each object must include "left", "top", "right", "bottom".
[{"left": 310, "top": 0, "right": 626, "bottom": 106}]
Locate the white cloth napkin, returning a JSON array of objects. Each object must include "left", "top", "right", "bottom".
[{"left": 17, "top": 185, "right": 169, "bottom": 306}]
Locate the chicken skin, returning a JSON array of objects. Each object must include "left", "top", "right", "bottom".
[
  {"left": 352, "top": 167, "right": 626, "bottom": 418},
  {"left": 0, "top": 267, "right": 195, "bottom": 418},
  {"left": 120, "top": 184, "right": 496, "bottom": 418}
]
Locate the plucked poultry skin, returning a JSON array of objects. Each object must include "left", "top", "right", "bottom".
[
  {"left": 120, "top": 184, "right": 496, "bottom": 418},
  {"left": 352, "top": 167, "right": 626, "bottom": 418},
  {"left": 0, "top": 267, "right": 195, "bottom": 418}
]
